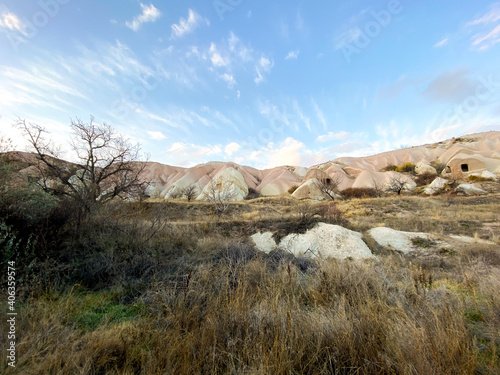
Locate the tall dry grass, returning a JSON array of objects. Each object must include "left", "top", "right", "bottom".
[{"left": 3, "top": 252, "right": 498, "bottom": 375}]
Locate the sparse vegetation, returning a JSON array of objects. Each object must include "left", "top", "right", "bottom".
[
  {"left": 1, "top": 150, "right": 500, "bottom": 374},
  {"left": 288, "top": 185, "right": 299, "bottom": 194},
  {"left": 395, "top": 162, "right": 416, "bottom": 173},
  {"left": 341, "top": 187, "right": 380, "bottom": 199}
]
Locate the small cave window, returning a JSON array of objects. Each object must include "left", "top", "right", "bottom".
[{"left": 461, "top": 164, "right": 469, "bottom": 172}]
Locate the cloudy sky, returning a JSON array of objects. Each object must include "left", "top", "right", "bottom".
[{"left": 0, "top": 0, "right": 499, "bottom": 168}]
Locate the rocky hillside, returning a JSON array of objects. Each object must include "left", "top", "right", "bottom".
[
  {"left": 6, "top": 131, "right": 500, "bottom": 201},
  {"left": 139, "top": 131, "right": 500, "bottom": 200}
]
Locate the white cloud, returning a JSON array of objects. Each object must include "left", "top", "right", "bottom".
[
  {"left": 225, "top": 142, "right": 240, "bottom": 156},
  {"left": 147, "top": 131, "right": 167, "bottom": 140},
  {"left": 171, "top": 9, "right": 207, "bottom": 39},
  {"left": 471, "top": 24, "right": 500, "bottom": 50},
  {"left": 311, "top": 99, "right": 328, "bottom": 130},
  {"left": 166, "top": 142, "right": 222, "bottom": 167},
  {"left": 434, "top": 38, "right": 449, "bottom": 48},
  {"left": 254, "top": 56, "right": 274, "bottom": 84},
  {"left": 466, "top": 3, "right": 500, "bottom": 50},
  {"left": 466, "top": 3, "right": 500, "bottom": 27},
  {"left": 316, "top": 131, "right": 350, "bottom": 143},
  {"left": 220, "top": 73, "right": 236, "bottom": 88},
  {"left": 0, "top": 11, "right": 26, "bottom": 34},
  {"left": 209, "top": 43, "right": 230, "bottom": 67},
  {"left": 285, "top": 50, "right": 300, "bottom": 60},
  {"left": 126, "top": 3, "right": 161, "bottom": 32}
]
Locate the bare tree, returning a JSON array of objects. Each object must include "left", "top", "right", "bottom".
[
  {"left": 179, "top": 184, "right": 198, "bottom": 202},
  {"left": 17, "top": 117, "right": 147, "bottom": 214},
  {"left": 205, "top": 179, "right": 237, "bottom": 214},
  {"left": 313, "top": 174, "right": 343, "bottom": 200},
  {"left": 386, "top": 174, "right": 411, "bottom": 195}
]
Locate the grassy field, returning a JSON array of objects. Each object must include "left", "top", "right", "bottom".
[{"left": 1, "top": 192, "right": 500, "bottom": 374}]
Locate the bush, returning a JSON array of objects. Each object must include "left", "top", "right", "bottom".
[
  {"left": 395, "top": 162, "right": 416, "bottom": 173},
  {"left": 416, "top": 173, "right": 437, "bottom": 186},
  {"left": 245, "top": 188, "right": 260, "bottom": 200},
  {"left": 381, "top": 164, "right": 397, "bottom": 172},
  {"left": 288, "top": 185, "right": 299, "bottom": 194},
  {"left": 468, "top": 175, "right": 493, "bottom": 182},
  {"left": 341, "top": 187, "right": 380, "bottom": 199}
]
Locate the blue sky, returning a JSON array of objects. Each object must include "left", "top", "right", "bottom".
[{"left": 0, "top": 0, "right": 499, "bottom": 168}]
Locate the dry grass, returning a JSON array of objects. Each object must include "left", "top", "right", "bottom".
[{"left": 1, "top": 194, "right": 500, "bottom": 374}]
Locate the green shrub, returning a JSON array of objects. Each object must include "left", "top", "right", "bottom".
[{"left": 288, "top": 185, "right": 299, "bottom": 194}]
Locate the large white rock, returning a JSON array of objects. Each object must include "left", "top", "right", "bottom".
[
  {"left": 197, "top": 167, "right": 249, "bottom": 202},
  {"left": 367, "top": 227, "right": 433, "bottom": 254},
  {"left": 415, "top": 162, "right": 437, "bottom": 175},
  {"left": 481, "top": 170, "right": 498, "bottom": 180},
  {"left": 455, "top": 183, "right": 488, "bottom": 196},
  {"left": 251, "top": 232, "right": 277, "bottom": 253},
  {"left": 279, "top": 223, "right": 374, "bottom": 259},
  {"left": 291, "top": 178, "right": 327, "bottom": 200},
  {"left": 424, "top": 177, "right": 449, "bottom": 195}
]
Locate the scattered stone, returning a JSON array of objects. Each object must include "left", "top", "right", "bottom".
[
  {"left": 291, "top": 178, "right": 327, "bottom": 201},
  {"left": 455, "top": 183, "right": 488, "bottom": 196},
  {"left": 424, "top": 177, "right": 449, "bottom": 195},
  {"left": 279, "top": 223, "right": 373, "bottom": 259},
  {"left": 367, "top": 227, "right": 434, "bottom": 254},
  {"left": 449, "top": 235, "right": 496, "bottom": 245},
  {"left": 481, "top": 170, "right": 497, "bottom": 180},
  {"left": 251, "top": 232, "right": 277, "bottom": 253},
  {"left": 415, "top": 162, "right": 437, "bottom": 175}
]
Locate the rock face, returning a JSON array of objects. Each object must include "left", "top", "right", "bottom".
[
  {"left": 455, "top": 184, "right": 488, "bottom": 196},
  {"left": 278, "top": 223, "right": 374, "bottom": 259},
  {"left": 415, "top": 162, "right": 437, "bottom": 175},
  {"left": 424, "top": 177, "right": 449, "bottom": 195},
  {"left": 251, "top": 232, "right": 277, "bottom": 253},
  {"left": 367, "top": 227, "right": 432, "bottom": 254},
  {"left": 291, "top": 178, "right": 327, "bottom": 200},
  {"left": 197, "top": 167, "right": 249, "bottom": 202}
]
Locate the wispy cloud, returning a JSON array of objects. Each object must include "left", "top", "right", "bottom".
[
  {"left": 434, "top": 38, "right": 449, "bottom": 48},
  {"left": 147, "top": 131, "right": 167, "bottom": 140},
  {"left": 254, "top": 56, "right": 274, "bottom": 84},
  {"left": 466, "top": 2, "right": 500, "bottom": 50},
  {"left": 285, "top": 50, "right": 300, "bottom": 60},
  {"left": 0, "top": 11, "right": 25, "bottom": 35},
  {"left": 311, "top": 99, "right": 328, "bottom": 130},
  {"left": 126, "top": 3, "right": 161, "bottom": 32},
  {"left": 316, "top": 131, "right": 350, "bottom": 143},
  {"left": 171, "top": 9, "right": 207, "bottom": 39}
]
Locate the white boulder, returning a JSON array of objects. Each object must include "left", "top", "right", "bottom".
[
  {"left": 424, "top": 177, "right": 449, "bottom": 195},
  {"left": 251, "top": 232, "right": 277, "bottom": 253},
  {"left": 279, "top": 223, "right": 374, "bottom": 259},
  {"left": 291, "top": 178, "right": 327, "bottom": 200},
  {"left": 415, "top": 162, "right": 437, "bottom": 175},
  {"left": 455, "top": 184, "right": 488, "bottom": 196},
  {"left": 367, "top": 227, "right": 433, "bottom": 254},
  {"left": 481, "top": 170, "right": 498, "bottom": 180}
]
